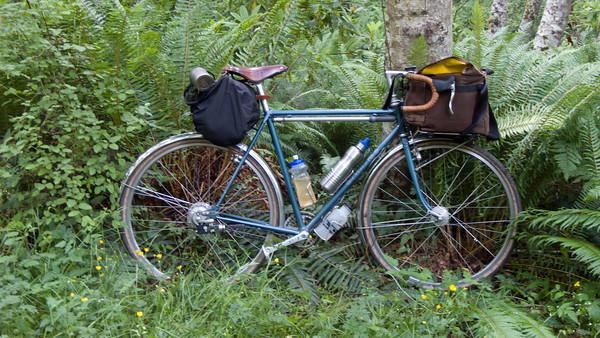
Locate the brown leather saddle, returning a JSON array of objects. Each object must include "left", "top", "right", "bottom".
[{"left": 223, "top": 65, "right": 288, "bottom": 83}]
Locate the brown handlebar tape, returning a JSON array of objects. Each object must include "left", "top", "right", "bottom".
[{"left": 402, "top": 73, "right": 439, "bottom": 113}]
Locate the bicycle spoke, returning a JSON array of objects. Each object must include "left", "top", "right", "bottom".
[
  {"left": 381, "top": 222, "right": 437, "bottom": 250},
  {"left": 363, "top": 140, "right": 519, "bottom": 287},
  {"left": 121, "top": 139, "right": 277, "bottom": 279},
  {"left": 126, "top": 183, "right": 191, "bottom": 207},
  {"left": 156, "top": 157, "right": 197, "bottom": 202},
  {"left": 450, "top": 174, "right": 494, "bottom": 216},
  {"left": 449, "top": 214, "right": 495, "bottom": 257},
  {"left": 391, "top": 164, "right": 441, "bottom": 208},
  {"left": 366, "top": 219, "right": 434, "bottom": 229},
  {"left": 398, "top": 228, "right": 439, "bottom": 267},
  {"left": 437, "top": 226, "right": 473, "bottom": 273}
]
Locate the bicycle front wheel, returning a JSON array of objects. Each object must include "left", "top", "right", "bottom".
[
  {"left": 120, "top": 134, "right": 283, "bottom": 280},
  {"left": 359, "top": 139, "right": 520, "bottom": 288}
]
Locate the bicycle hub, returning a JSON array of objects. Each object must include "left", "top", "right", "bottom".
[{"left": 429, "top": 206, "right": 450, "bottom": 226}]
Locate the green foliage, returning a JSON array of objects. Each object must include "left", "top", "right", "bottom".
[
  {"left": 455, "top": 28, "right": 600, "bottom": 287},
  {"left": 0, "top": 0, "right": 148, "bottom": 248},
  {"left": 407, "top": 36, "right": 429, "bottom": 69},
  {"left": 521, "top": 208, "right": 600, "bottom": 278},
  {"left": 455, "top": 29, "right": 600, "bottom": 208},
  {"left": 500, "top": 274, "right": 600, "bottom": 335},
  {"left": 1, "top": 0, "right": 600, "bottom": 336},
  {"left": 530, "top": 236, "right": 600, "bottom": 277}
]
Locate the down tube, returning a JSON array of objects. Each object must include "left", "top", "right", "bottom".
[{"left": 305, "top": 125, "right": 402, "bottom": 232}]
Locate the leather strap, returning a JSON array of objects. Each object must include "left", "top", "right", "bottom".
[{"left": 462, "top": 82, "right": 500, "bottom": 140}]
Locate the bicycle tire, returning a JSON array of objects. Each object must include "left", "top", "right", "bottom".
[
  {"left": 358, "top": 139, "right": 520, "bottom": 288},
  {"left": 120, "top": 134, "right": 283, "bottom": 280}
]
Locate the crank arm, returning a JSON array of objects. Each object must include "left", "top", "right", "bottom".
[{"left": 261, "top": 230, "right": 309, "bottom": 257}]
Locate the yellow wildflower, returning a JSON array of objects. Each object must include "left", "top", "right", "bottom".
[
  {"left": 574, "top": 281, "right": 581, "bottom": 288},
  {"left": 176, "top": 265, "right": 183, "bottom": 271},
  {"left": 449, "top": 284, "right": 457, "bottom": 292},
  {"left": 436, "top": 304, "right": 442, "bottom": 310},
  {"left": 80, "top": 296, "right": 89, "bottom": 302},
  {"left": 95, "top": 265, "right": 102, "bottom": 271},
  {"left": 143, "top": 248, "right": 150, "bottom": 253},
  {"left": 99, "top": 239, "right": 104, "bottom": 245},
  {"left": 136, "top": 250, "right": 144, "bottom": 257},
  {"left": 273, "top": 257, "right": 280, "bottom": 264},
  {"left": 155, "top": 253, "right": 162, "bottom": 259},
  {"left": 136, "top": 311, "right": 144, "bottom": 318},
  {"left": 69, "top": 292, "right": 75, "bottom": 298},
  {"left": 97, "top": 256, "right": 102, "bottom": 261},
  {"left": 420, "top": 294, "right": 428, "bottom": 300},
  {"left": 421, "top": 321, "right": 427, "bottom": 325}
]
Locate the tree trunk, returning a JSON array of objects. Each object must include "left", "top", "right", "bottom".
[
  {"left": 384, "top": 0, "right": 452, "bottom": 70},
  {"left": 383, "top": 0, "right": 452, "bottom": 133},
  {"left": 488, "top": 0, "right": 508, "bottom": 35},
  {"left": 519, "top": 0, "right": 543, "bottom": 36},
  {"left": 533, "top": 0, "right": 573, "bottom": 50}
]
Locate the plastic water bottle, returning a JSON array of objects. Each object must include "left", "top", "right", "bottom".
[
  {"left": 320, "top": 137, "right": 370, "bottom": 193},
  {"left": 314, "top": 204, "right": 352, "bottom": 241},
  {"left": 289, "top": 156, "right": 317, "bottom": 208}
]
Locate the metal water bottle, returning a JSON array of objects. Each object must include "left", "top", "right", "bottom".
[
  {"left": 320, "top": 137, "right": 370, "bottom": 193},
  {"left": 189, "top": 67, "right": 215, "bottom": 92}
]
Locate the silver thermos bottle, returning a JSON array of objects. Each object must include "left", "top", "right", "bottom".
[
  {"left": 320, "top": 137, "right": 370, "bottom": 193},
  {"left": 189, "top": 67, "right": 215, "bottom": 92}
]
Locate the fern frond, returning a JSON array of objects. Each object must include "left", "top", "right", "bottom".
[
  {"left": 581, "top": 117, "right": 600, "bottom": 178},
  {"left": 496, "top": 104, "right": 548, "bottom": 137},
  {"left": 498, "top": 302, "right": 555, "bottom": 338},
  {"left": 526, "top": 208, "right": 600, "bottom": 232},
  {"left": 80, "top": 0, "right": 107, "bottom": 25},
  {"left": 529, "top": 235, "right": 600, "bottom": 276},
  {"left": 307, "top": 246, "right": 370, "bottom": 292},
  {"left": 283, "top": 265, "right": 319, "bottom": 304},
  {"left": 472, "top": 306, "right": 525, "bottom": 338}
]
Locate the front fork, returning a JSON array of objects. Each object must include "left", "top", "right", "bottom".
[{"left": 400, "top": 133, "right": 447, "bottom": 222}]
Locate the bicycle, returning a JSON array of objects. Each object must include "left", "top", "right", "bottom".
[{"left": 119, "top": 64, "right": 521, "bottom": 288}]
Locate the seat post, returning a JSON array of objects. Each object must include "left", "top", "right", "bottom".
[{"left": 255, "top": 84, "right": 270, "bottom": 113}]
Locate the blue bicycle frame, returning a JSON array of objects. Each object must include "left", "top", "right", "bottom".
[{"left": 212, "top": 82, "right": 433, "bottom": 236}]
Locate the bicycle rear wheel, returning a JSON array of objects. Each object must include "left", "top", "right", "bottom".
[
  {"left": 359, "top": 139, "right": 520, "bottom": 288},
  {"left": 120, "top": 134, "right": 283, "bottom": 280}
]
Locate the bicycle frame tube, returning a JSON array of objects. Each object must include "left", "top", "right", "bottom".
[
  {"left": 400, "top": 134, "right": 433, "bottom": 211},
  {"left": 303, "top": 124, "right": 401, "bottom": 231},
  {"left": 212, "top": 83, "right": 431, "bottom": 236}
]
